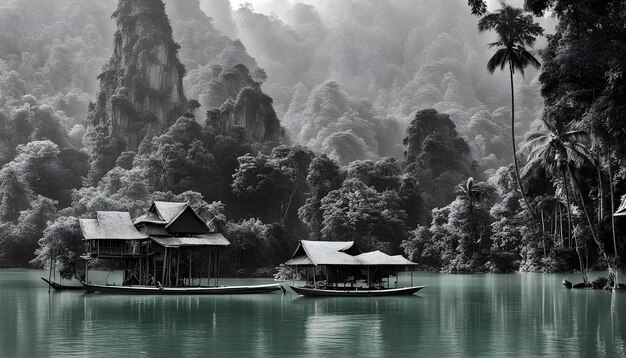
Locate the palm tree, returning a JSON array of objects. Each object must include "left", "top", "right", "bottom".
[
  {"left": 455, "top": 177, "right": 489, "bottom": 214},
  {"left": 588, "top": 93, "right": 626, "bottom": 289},
  {"left": 533, "top": 194, "right": 563, "bottom": 256},
  {"left": 455, "top": 177, "right": 489, "bottom": 250},
  {"left": 478, "top": 4, "right": 543, "bottom": 222},
  {"left": 521, "top": 118, "right": 592, "bottom": 283}
]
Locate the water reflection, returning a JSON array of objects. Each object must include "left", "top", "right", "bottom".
[
  {"left": 2, "top": 270, "right": 626, "bottom": 357},
  {"left": 305, "top": 313, "right": 382, "bottom": 356}
]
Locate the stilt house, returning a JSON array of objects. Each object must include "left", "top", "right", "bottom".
[{"left": 80, "top": 201, "right": 229, "bottom": 287}]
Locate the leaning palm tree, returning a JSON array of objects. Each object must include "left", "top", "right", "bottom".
[
  {"left": 587, "top": 93, "right": 626, "bottom": 289},
  {"left": 521, "top": 118, "right": 605, "bottom": 285},
  {"left": 478, "top": 3, "right": 543, "bottom": 222}
]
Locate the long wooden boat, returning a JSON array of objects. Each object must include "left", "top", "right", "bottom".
[
  {"left": 41, "top": 277, "right": 85, "bottom": 291},
  {"left": 82, "top": 282, "right": 282, "bottom": 295},
  {"left": 290, "top": 285, "right": 425, "bottom": 297}
]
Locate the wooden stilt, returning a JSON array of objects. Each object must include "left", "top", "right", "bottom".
[
  {"left": 326, "top": 266, "right": 329, "bottom": 288},
  {"left": 162, "top": 247, "right": 167, "bottom": 287},
  {"left": 395, "top": 266, "right": 398, "bottom": 288},
  {"left": 216, "top": 250, "right": 221, "bottom": 286},
  {"left": 201, "top": 248, "right": 204, "bottom": 286},
  {"left": 48, "top": 255, "right": 53, "bottom": 294},
  {"left": 208, "top": 248, "right": 212, "bottom": 287},
  {"left": 176, "top": 249, "right": 180, "bottom": 287}
]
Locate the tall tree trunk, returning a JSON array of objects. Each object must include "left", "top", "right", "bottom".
[
  {"left": 597, "top": 152, "right": 604, "bottom": 221},
  {"left": 509, "top": 63, "right": 537, "bottom": 223},
  {"left": 563, "top": 167, "right": 587, "bottom": 283},
  {"left": 608, "top": 144, "right": 618, "bottom": 288},
  {"left": 561, "top": 167, "right": 572, "bottom": 247},
  {"left": 570, "top": 166, "right": 611, "bottom": 284},
  {"left": 541, "top": 209, "right": 546, "bottom": 257}
]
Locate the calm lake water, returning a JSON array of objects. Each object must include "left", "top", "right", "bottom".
[{"left": 1, "top": 269, "right": 626, "bottom": 357}]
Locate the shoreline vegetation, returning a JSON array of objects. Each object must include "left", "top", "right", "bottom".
[{"left": 0, "top": 0, "right": 623, "bottom": 290}]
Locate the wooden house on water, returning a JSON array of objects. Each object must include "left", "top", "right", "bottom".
[
  {"left": 78, "top": 201, "right": 280, "bottom": 294},
  {"left": 284, "top": 240, "right": 424, "bottom": 297}
]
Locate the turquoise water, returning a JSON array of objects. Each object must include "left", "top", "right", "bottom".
[{"left": 1, "top": 269, "right": 625, "bottom": 357}]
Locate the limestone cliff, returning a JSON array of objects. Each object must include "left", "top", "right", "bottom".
[
  {"left": 85, "top": 0, "right": 187, "bottom": 183},
  {"left": 206, "top": 65, "right": 281, "bottom": 143}
]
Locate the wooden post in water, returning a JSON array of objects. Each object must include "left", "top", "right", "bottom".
[
  {"left": 215, "top": 249, "right": 219, "bottom": 287},
  {"left": 395, "top": 266, "right": 398, "bottom": 288},
  {"left": 208, "top": 248, "right": 212, "bottom": 287},
  {"left": 313, "top": 266, "right": 317, "bottom": 287},
  {"left": 189, "top": 249, "right": 192, "bottom": 286},
  {"left": 326, "top": 266, "right": 329, "bottom": 288},
  {"left": 162, "top": 247, "right": 167, "bottom": 287},
  {"left": 201, "top": 248, "right": 204, "bottom": 286},
  {"left": 367, "top": 266, "right": 370, "bottom": 289},
  {"left": 410, "top": 266, "right": 413, "bottom": 286},
  {"left": 176, "top": 249, "right": 180, "bottom": 286}
]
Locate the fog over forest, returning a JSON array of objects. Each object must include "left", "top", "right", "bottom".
[{"left": 0, "top": 0, "right": 624, "bottom": 281}]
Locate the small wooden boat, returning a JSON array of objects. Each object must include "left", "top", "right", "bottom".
[
  {"left": 290, "top": 285, "right": 425, "bottom": 297},
  {"left": 41, "top": 277, "right": 85, "bottom": 291},
  {"left": 82, "top": 281, "right": 282, "bottom": 295}
]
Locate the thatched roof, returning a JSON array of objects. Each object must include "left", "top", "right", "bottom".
[
  {"left": 134, "top": 201, "right": 210, "bottom": 232},
  {"left": 284, "top": 240, "right": 417, "bottom": 266},
  {"left": 151, "top": 233, "right": 230, "bottom": 248},
  {"left": 356, "top": 251, "right": 418, "bottom": 266},
  {"left": 153, "top": 201, "right": 188, "bottom": 222},
  {"left": 134, "top": 210, "right": 167, "bottom": 225},
  {"left": 79, "top": 212, "right": 149, "bottom": 241},
  {"left": 285, "top": 240, "right": 362, "bottom": 266}
]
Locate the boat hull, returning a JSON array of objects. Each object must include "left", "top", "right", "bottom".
[
  {"left": 41, "top": 277, "right": 84, "bottom": 291},
  {"left": 82, "top": 282, "right": 282, "bottom": 295},
  {"left": 290, "top": 285, "right": 425, "bottom": 297}
]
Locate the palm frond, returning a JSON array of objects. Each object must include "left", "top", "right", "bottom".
[
  {"left": 487, "top": 48, "right": 509, "bottom": 73},
  {"left": 524, "top": 131, "right": 549, "bottom": 142},
  {"left": 518, "top": 48, "right": 541, "bottom": 69},
  {"left": 526, "top": 144, "right": 550, "bottom": 163},
  {"left": 521, "top": 133, "right": 551, "bottom": 152}
]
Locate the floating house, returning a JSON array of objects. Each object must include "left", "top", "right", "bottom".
[
  {"left": 77, "top": 201, "right": 280, "bottom": 294},
  {"left": 284, "top": 240, "right": 424, "bottom": 296}
]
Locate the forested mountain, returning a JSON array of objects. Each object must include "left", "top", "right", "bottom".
[
  {"left": 229, "top": 0, "right": 546, "bottom": 168},
  {"left": 0, "top": 0, "right": 624, "bottom": 281}
]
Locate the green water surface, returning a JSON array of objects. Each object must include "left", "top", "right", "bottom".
[{"left": 1, "top": 269, "right": 625, "bottom": 357}]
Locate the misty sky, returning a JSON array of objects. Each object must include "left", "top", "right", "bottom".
[{"left": 229, "top": 0, "right": 508, "bottom": 15}]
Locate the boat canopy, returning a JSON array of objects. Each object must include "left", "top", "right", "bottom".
[
  {"left": 285, "top": 240, "right": 417, "bottom": 266},
  {"left": 79, "top": 212, "right": 149, "bottom": 241}
]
